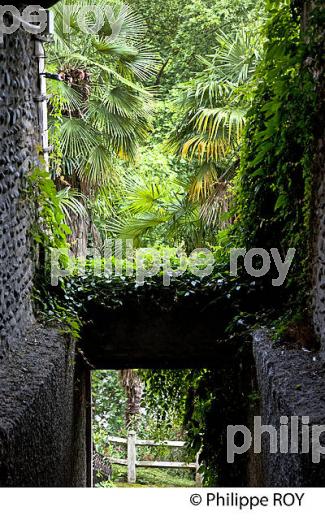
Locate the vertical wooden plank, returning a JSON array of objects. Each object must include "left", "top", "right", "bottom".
[
  {"left": 127, "top": 431, "right": 137, "bottom": 484},
  {"left": 195, "top": 451, "right": 203, "bottom": 486}
]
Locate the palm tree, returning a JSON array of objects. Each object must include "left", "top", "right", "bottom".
[
  {"left": 119, "top": 369, "right": 143, "bottom": 429},
  {"left": 46, "top": 0, "right": 158, "bottom": 253},
  {"left": 103, "top": 29, "right": 263, "bottom": 246},
  {"left": 107, "top": 172, "right": 212, "bottom": 251},
  {"left": 167, "top": 28, "right": 262, "bottom": 227}
]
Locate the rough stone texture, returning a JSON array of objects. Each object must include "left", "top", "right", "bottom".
[
  {"left": 313, "top": 163, "right": 325, "bottom": 354},
  {"left": 306, "top": 0, "right": 325, "bottom": 355},
  {"left": 0, "top": 28, "right": 88, "bottom": 487},
  {"left": 253, "top": 329, "right": 325, "bottom": 486},
  {"left": 0, "top": 325, "right": 88, "bottom": 487},
  {"left": 311, "top": 58, "right": 325, "bottom": 355},
  {"left": 0, "top": 29, "right": 39, "bottom": 358}
]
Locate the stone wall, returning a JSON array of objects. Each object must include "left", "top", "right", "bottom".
[
  {"left": 253, "top": 329, "right": 325, "bottom": 486},
  {"left": 0, "top": 29, "right": 38, "bottom": 358},
  {"left": 311, "top": 30, "right": 325, "bottom": 354},
  {"left": 0, "top": 326, "right": 88, "bottom": 487},
  {"left": 313, "top": 160, "right": 325, "bottom": 355},
  {"left": 0, "top": 28, "right": 88, "bottom": 487}
]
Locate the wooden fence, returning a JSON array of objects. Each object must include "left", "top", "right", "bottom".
[{"left": 107, "top": 431, "right": 202, "bottom": 485}]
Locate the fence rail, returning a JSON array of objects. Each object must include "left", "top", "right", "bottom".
[
  {"left": 107, "top": 435, "right": 186, "bottom": 448},
  {"left": 107, "top": 431, "right": 202, "bottom": 485}
]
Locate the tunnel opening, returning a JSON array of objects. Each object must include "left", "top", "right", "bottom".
[
  {"left": 91, "top": 368, "right": 204, "bottom": 488},
  {"left": 67, "top": 269, "right": 267, "bottom": 486},
  {"left": 88, "top": 340, "right": 260, "bottom": 487}
]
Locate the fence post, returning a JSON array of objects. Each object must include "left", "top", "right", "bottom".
[
  {"left": 195, "top": 451, "right": 203, "bottom": 486},
  {"left": 127, "top": 431, "right": 136, "bottom": 484}
]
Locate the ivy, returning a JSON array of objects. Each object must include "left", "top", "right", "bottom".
[
  {"left": 232, "top": 0, "right": 317, "bottom": 309},
  {"left": 26, "top": 163, "right": 77, "bottom": 335},
  {"left": 27, "top": 164, "right": 71, "bottom": 251}
]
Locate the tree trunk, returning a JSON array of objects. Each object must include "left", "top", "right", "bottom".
[{"left": 119, "top": 370, "right": 143, "bottom": 429}]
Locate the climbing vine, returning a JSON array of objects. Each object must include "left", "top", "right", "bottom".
[
  {"left": 232, "top": 0, "right": 317, "bottom": 306},
  {"left": 28, "top": 164, "right": 71, "bottom": 251},
  {"left": 26, "top": 162, "right": 77, "bottom": 335}
]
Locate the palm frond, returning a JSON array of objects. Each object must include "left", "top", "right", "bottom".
[
  {"left": 212, "top": 29, "right": 261, "bottom": 84},
  {"left": 79, "top": 143, "right": 117, "bottom": 188},
  {"left": 167, "top": 27, "right": 262, "bottom": 164},
  {"left": 101, "top": 85, "right": 152, "bottom": 118},
  {"left": 187, "top": 163, "right": 219, "bottom": 202},
  {"left": 181, "top": 134, "right": 231, "bottom": 162},
  {"left": 199, "top": 181, "right": 230, "bottom": 228},
  {"left": 194, "top": 106, "right": 246, "bottom": 141},
  {"left": 56, "top": 187, "right": 88, "bottom": 224},
  {"left": 59, "top": 117, "right": 98, "bottom": 158},
  {"left": 108, "top": 213, "right": 167, "bottom": 240}
]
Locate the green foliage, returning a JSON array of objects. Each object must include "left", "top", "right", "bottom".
[
  {"left": 129, "top": 0, "right": 264, "bottom": 88},
  {"left": 95, "top": 480, "right": 114, "bottom": 487},
  {"left": 50, "top": 259, "right": 224, "bottom": 320},
  {"left": 140, "top": 369, "right": 191, "bottom": 422},
  {"left": 47, "top": 0, "right": 158, "bottom": 238},
  {"left": 27, "top": 164, "right": 85, "bottom": 338},
  {"left": 92, "top": 370, "right": 128, "bottom": 454},
  {"left": 33, "top": 283, "right": 82, "bottom": 339},
  {"left": 27, "top": 165, "right": 71, "bottom": 251},
  {"left": 232, "top": 0, "right": 317, "bottom": 305},
  {"left": 93, "top": 0, "right": 265, "bottom": 246},
  {"left": 166, "top": 25, "right": 263, "bottom": 229},
  {"left": 106, "top": 168, "right": 213, "bottom": 250}
]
